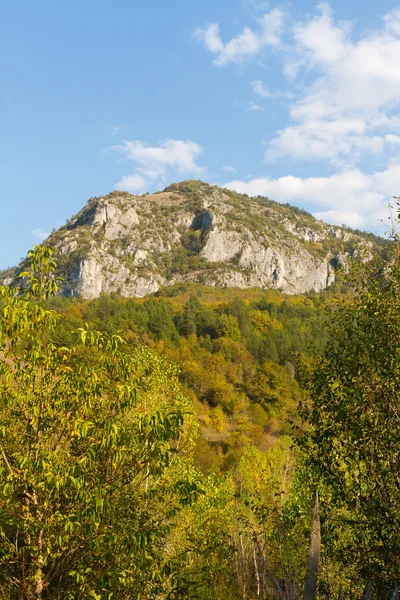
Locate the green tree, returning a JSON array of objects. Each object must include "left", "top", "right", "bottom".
[
  {"left": 179, "top": 295, "right": 202, "bottom": 337},
  {"left": 225, "top": 440, "right": 306, "bottom": 598},
  {"left": 0, "top": 247, "right": 200, "bottom": 599},
  {"left": 146, "top": 298, "right": 179, "bottom": 341},
  {"left": 299, "top": 240, "right": 400, "bottom": 584},
  {"left": 248, "top": 361, "right": 302, "bottom": 433},
  {"left": 216, "top": 314, "right": 241, "bottom": 342},
  {"left": 166, "top": 475, "right": 237, "bottom": 599}
]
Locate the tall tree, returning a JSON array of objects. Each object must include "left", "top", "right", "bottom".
[
  {"left": 299, "top": 236, "right": 400, "bottom": 584},
  {"left": 0, "top": 247, "right": 200, "bottom": 599}
]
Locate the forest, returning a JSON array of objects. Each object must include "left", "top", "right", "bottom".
[{"left": 0, "top": 243, "right": 398, "bottom": 599}]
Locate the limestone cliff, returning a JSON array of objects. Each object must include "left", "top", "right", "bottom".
[{"left": 4, "top": 181, "right": 384, "bottom": 298}]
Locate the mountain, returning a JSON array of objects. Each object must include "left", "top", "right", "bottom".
[{"left": 1, "top": 180, "right": 388, "bottom": 298}]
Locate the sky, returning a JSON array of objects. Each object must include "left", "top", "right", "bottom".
[{"left": 2, "top": 0, "right": 400, "bottom": 268}]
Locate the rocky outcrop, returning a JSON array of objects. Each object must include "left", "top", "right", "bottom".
[{"left": 30, "top": 181, "right": 380, "bottom": 299}]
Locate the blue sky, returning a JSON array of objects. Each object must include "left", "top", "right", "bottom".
[{"left": 1, "top": 0, "right": 400, "bottom": 268}]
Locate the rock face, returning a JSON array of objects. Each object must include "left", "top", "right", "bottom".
[{"left": 22, "top": 181, "right": 377, "bottom": 299}]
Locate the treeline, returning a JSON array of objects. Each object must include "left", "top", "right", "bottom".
[
  {"left": 1, "top": 247, "right": 398, "bottom": 598},
  {"left": 0, "top": 248, "right": 315, "bottom": 599},
  {"left": 47, "top": 282, "right": 345, "bottom": 474}
]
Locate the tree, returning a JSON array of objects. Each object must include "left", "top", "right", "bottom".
[
  {"left": 216, "top": 314, "right": 241, "bottom": 342},
  {"left": 299, "top": 238, "right": 400, "bottom": 585},
  {"left": 225, "top": 440, "right": 306, "bottom": 599},
  {"left": 248, "top": 361, "right": 302, "bottom": 433},
  {"left": 180, "top": 295, "right": 201, "bottom": 337},
  {"left": 0, "top": 247, "right": 200, "bottom": 599}
]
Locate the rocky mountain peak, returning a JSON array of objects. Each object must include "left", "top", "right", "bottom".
[{"left": 2, "top": 180, "right": 386, "bottom": 299}]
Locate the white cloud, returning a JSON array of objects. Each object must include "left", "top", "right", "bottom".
[
  {"left": 266, "top": 118, "right": 385, "bottom": 162},
  {"left": 267, "top": 5, "right": 400, "bottom": 162},
  {"left": 251, "top": 80, "right": 294, "bottom": 102},
  {"left": 194, "top": 8, "right": 286, "bottom": 66},
  {"left": 196, "top": 4, "right": 400, "bottom": 165},
  {"left": 194, "top": 23, "right": 224, "bottom": 55},
  {"left": 223, "top": 165, "right": 237, "bottom": 173},
  {"left": 106, "top": 125, "right": 129, "bottom": 137},
  {"left": 114, "top": 139, "right": 205, "bottom": 178},
  {"left": 383, "top": 7, "right": 400, "bottom": 36},
  {"left": 385, "top": 134, "right": 400, "bottom": 145},
  {"left": 292, "top": 3, "right": 350, "bottom": 66},
  {"left": 251, "top": 79, "right": 272, "bottom": 98},
  {"left": 223, "top": 161, "right": 400, "bottom": 232},
  {"left": 246, "top": 100, "right": 265, "bottom": 112},
  {"left": 371, "top": 115, "right": 400, "bottom": 131},
  {"left": 112, "top": 139, "right": 205, "bottom": 193},
  {"left": 32, "top": 229, "right": 49, "bottom": 241},
  {"left": 242, "top": 0, "right": 270, "bottom": 11},
  {"left": 115, "top": 174, "right": 147, "bottom": 193}
]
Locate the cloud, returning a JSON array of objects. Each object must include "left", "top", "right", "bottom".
[
  {"left": 115, "top": 174, "right": 147, "bottom": 193},
  {"left": 292, "top": 3, "right": 350, "bottom": 67},
  {"left": 250, "top": 80, "right": 294, "bottom": 103},
  {"left": 242, "top": 0, "right": 270, "bottom": 11},
  {"left": 194, "top": 8, "right": 286, "bottom": 66},
  {"left": 112, "top": 139, "right": 205, "bottom": 193},
  {"left": 196, "top": 4, "right": 400, "bottom": 166},
  {"left": 385, "top": 134, "right": 400, "bottom": 145},
  {"left": 266, "top": 5, "right": 400, "bottom": 163},
  {"left": 32, "top": 229, "right": 49, "bottom": 241},
  {"left": 251, "top": 79, "right": 272, "bottom": 98},
  {"left": 223, "top": 165, "right": 237, "bottom": 173},
  {"left": 223, "top": 161, "right": 400, "bottom": 232},
  {"left": 114, "top": 139, "right": 204, "bottom": 178},
  {"left": 106, "top": 125, "right": 129, "bottom": 137},
  {"left": 266, "top": 118, "right": 385, "bottom": 162},
  {"left": 246, "top": 100, "right": 265, "bottom": 112}
]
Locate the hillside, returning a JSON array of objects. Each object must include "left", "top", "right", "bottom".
[
  {"left": 0, "top": 207, "right": 397, "bottom": 596},
  {"left": 47, "top": 280, "right": 347, "bottom": 474},
  {"left": 0, "top": 180, "right": 388, "bottom": 298}
]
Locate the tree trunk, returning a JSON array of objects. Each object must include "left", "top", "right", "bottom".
[
  {"left": 253, "top": 548, "right": 260, "bottom": 598},
  {"left": 303, "top": 492, "right": 321, "bottom": 600},
  {"left": 360, "top": 579, "right": 371, "bottom": 600}
]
